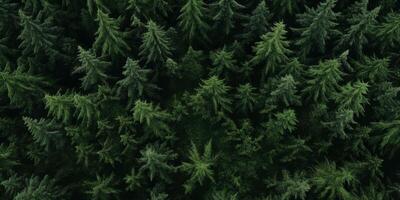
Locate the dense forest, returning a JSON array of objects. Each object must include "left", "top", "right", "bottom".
[{"left": 0, "top": 0, "right": 400, "bottom": 199}]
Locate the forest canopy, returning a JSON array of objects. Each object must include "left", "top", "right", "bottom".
[{"left": 0, "top": 0, "right": 400, "bottom": 199}]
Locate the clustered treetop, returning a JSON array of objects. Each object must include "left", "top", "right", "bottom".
[{"left": 0, "top": 0, "right": 400, "bottom": 199}]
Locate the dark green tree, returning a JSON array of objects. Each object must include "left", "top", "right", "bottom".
[
  {"left": 376, "top": 13, "right": 400, "bottom": 49},
  {"left": 241, "top": 0, "right": 270, "bottom": 42},
  {"left": 251, "top": 22, "right": 291, "bottom": 77},
  {"left": 178, "top": 0, "right": 209, "bottom": 42},
  {"left": 270, "top": 75, "right": 301, "bottom": 107},
  {"left": 211, "top": 0, "right": 244, "bottom": 35},
  {"left": 73, "top": 46, "right": 110, "bottom": 90},
  {"left": 94, "top": 9, "right": 129, "bottom": 56},
  {"left": 295, "top": 0, "right": 340, "bottom": 57},
  {"left": 140, "top": 20, "right": 172, "bottom": 64},
  {"left": 85, "top": 174, "right": 119, "bottom": 200},
  {"left": 334, "top": 81, "right": 369, "bottom": 116},
  {"left": 180, "top": 140, "right": 216, "bottom": 193}
]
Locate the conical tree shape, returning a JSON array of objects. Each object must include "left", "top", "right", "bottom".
[
  {"left": 241, "top": 1, "right": 270, "bottom": 42},
  {"left": 138, "top": 143, "right": 176, "bottom": 181},
  {"left": 338, "top": 0, "right": 380, "bottom": 54},
  {"left": 211, "top": 0, "right": 244, "bottom": 35},
  {"left": 180, "top": 140, "right": 216, "bottom": 193},
  {"left": 272, "top": 0, "right": 300, "bottom": 16},
  {"left": 140, "top": 20, "right": 172, "bottom": 64},
  {"left": 117, "top": 58, "right": 158, "bottom": 106},
  {"left": 251, "top": 22, "right": 291, "bottom": 77},
  {"left": 334, "top": 81, "right": 369, "bottom": 116},
  {"left": 178, "top": 0, "right": 209, "bottom": 42},
  {"left": 270, "top": 75, "right": 301, "bottom": 107},
  {"left": 85, "top": 174, "right": 119, "bottom": 200},
  {"left": 295, "top": 0, "right": 339, "bottom": 57},
  {"left": 73, "top": 46, "right": 110, "bottom": 90},
  {"left": 18, "top": 10, "right": 58, "bottom": 57},
  {"left": 376, "top": 13, "right": 400, "bottom": 49},
  {"left": 302, "top": 58, "right": 343, "bottom": 102},
  {"left": 94, "top": 9, "right": 129, "bottom": 56}
]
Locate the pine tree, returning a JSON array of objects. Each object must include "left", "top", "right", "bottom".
[
  {"left": 132, "top": 100, "right": 171, "bottom": 137},
  {"left": 128, "top": 0, "right": 170, "bottom": 19},
  {"left": 295, "top": 0, "right": 339, "bottom": 57},
  {"left": 0, "top": 70, "right": 48, "bottom": 109},
  {"left": 73, "top": 46, "right": 110, "bottom": 90},
  {"left": 280, "top": 59, "right": 305, "bottom": 80},
  {"left": 14, "top": 175, "right": 63, "bottom": 200},
  {"left": 94, "top": 9, "right": 129, "bottom": 56},
  {"left": 241, "top": 1, "right": 270, "bottom": 42},
  {"left": 23, "top": 117, "right": 63, "bottom": 151},
  {"left": 180, "top": 140, "right": 216, "bottom": 193},
  {"left": 85, "top": 174, "right": 119, "bottom": 200},
  {"left": 251, "top": 22, "right": 291, "bottom": 77},
  {"left": 117, "top": 58, "right": 158, "bottom": 106},
  {"left": 270, "top": 75, "right": 301, "bottom": 107},
  {"left": 373, "top": 120, "right": 400, "bottom": 155},
  {"left": 312, "top": 161, "right": 356, "bottom": 200},
  {"left": 334, "top": 81, "right": 369, "bottom": 116},
  {"left": 178, "top": 0, "right": 209, "bottom": 42},
  {"left": 265, "top": 109, "right": 298, "bottom": 135},
  {"left": 140, "top": 20, "right": 172, "bottom": 64},
  {"left": 235, "top": 83, "right": 258, "bottom": 113},
  {"left": 138, "top": 143, "right": 177, "bottom": 181},
  {"left": 354, "top": 56, "right": 390, "bottom": 83},
  {"left": 18, "top": 10, "right": 58, "bottom": 57},
  {"left": 73, "top": 94, "right": 99, "bottom": 126},
  {"left": 209, "top": 48, "right": 238, "bottom": 78},
  {"left": 338, "top": 0, "right": 380, "bottom": 54},
  {"left": 44, "top": 92, "right": 74, "bottom": 123},
  {"left": 277, "top": 171, "right": 310, "bottom": 200},
  {"left": 190, "top": 76, "right": 232, "bottom": 117},
  {"left": 0, "top": 144, "right": 18, "bottom": 170},
  {"left": 272, "top": 0, "right": 300, "bottom": 16},
  {"left": 376, "top": 13, "right": 400, "bottom": 49},
  {"left": 303, "top": 58, "right": 343, "bottom": 102},
  {"left": 211, "top": 0, "right": 244, "bottom": 35},
  {"left": 322, "top": 109, "right": 356, "bottom": 138},
  {"left": 124, "top": 168, "right": 142, "bottom": 191}
]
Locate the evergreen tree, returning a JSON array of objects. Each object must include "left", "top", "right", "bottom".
[
  {"left": 295, "top": 0, "right": 340, "bottom": 57},
  {"left": 23, "top": 117, "right": 63, "bottom": 151},
  {"left": 14, "top": 175, "right": 63, "bottom": 200},
  {"left": 140, "top": 20, "right": 172, "bottom": 64},
  {"left": 312, "top": 161, "right": 356, "bottom": 200},
  {"left": 180, "top": 140, "right": 216, "bottom": 193},
  {"left": 272, "top": 0, "right": 300, "bottom": 16},
  {"left": 178, "top": 0, "right": 209, "bottom": 42},
  {"left": 334, "top": 81, "right": 369, "bottom": 116},
  {"left": 85, "top": 174, "right": 119, "bottom": 200},
  {"left": 190, "top": 76, "right": 232, "bottom": 117},
  {"left": 277, "top": 171, "right": 310, "bottom": 200},
  {"left": 338, "top": 0, "right": 380, "bottom": 54},
  {"left": 270, "top": 75, "right": 301, "bottom": 106},
  {"left": 94, "top": 9, "right": 129, "bottom": 56},
  {"left": 44, "top": 92, "right": 74, "bottom": 123},
  {"left": 235, "top": 83, "right": 258, "bottom": 113},
  {"left": 376, "top": 13, "right": 400, "bottom": 49},
  {"left": 211, "top": 0, "right": 244, "bottom": 35},
  {"left": 265, "top": 109, "right": 298, "bottom": 135},
  {"left": 128, "top": 0, "right": 170, "bottom": 19},
  {"left": 303, "top": 58, "right": 343, "bottom": 102},
  {"left": 209, "top": 48, "right": 238, "bottom": 78},
  {"left": 241, "top": 0, "right": 270, "bottom": 42},
  {"left": 132, "top": 100, "right": 171, "bottom": 137},
  {"left": 251, "top": 22, "right": 291, "bottom": 77},
  {"left": 73, "top": 46, "right": 110, "bottom": 90},
  {"left": 117, "top": 58, "right": 158, "bottom": 107},
  {"left": 354, "top": 56, "right": 390, "bottom": 83},
  {"left": 0, "top": 70, "right": 48, "bottom": 109},
  {"left": 138, "top": 143, "right": 177, "bottom": 181}
]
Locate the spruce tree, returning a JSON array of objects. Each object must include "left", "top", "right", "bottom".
[
  {"left": 303, "top": 58, "right": 343, "bottom": 102},
  {"left": 211, "top": 0, "right": 244, "bottom": 35},
  {"left": 235, "top": 83, "right": 258, "bottom": 113},
  {"left": 140, "top": 20, "right": 172, "bottom": 64},
  {"left": 251, "top": 22, "right": 291, "bottom": 77},
  {"left": 18, "top": 10, "right": 58, "bottom": 57},
  {"left": 338, "top": 0, "right": 380, "bottom": 54},
  {"left": 295, "top": 0, "right": 339, "bottom": 57},
  {"left": 241, "top": 1, "right": 270, "bottom": 42},
  {"left": 85, "top": 174, "right": 119, "bottom": 200},
  {"left": 272, "top": 0, "right": 300, "bottom": 16},
  {"left": 117, "top": 58, "right": 158, "bottom": 106},
  {"left": 334, "top": 81, "right": 369, "bottom": 116},
  {"left": 376, "top": 13, "right": 400, "bottom": 49},
  {"left": 73, "top": 46, "right": 110, "bottom": 90},
  {"left": 180, "top": 140, "right": 216, "bottom": 193},
  {"left": 270, "top": 75, "right": 301, "bottom": 107},
  {"left": 178, "top": 0, "right": 209, "bottom": 42},
  {"left": 94, "top": 9, "right": 129, "bottom": 56}
]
